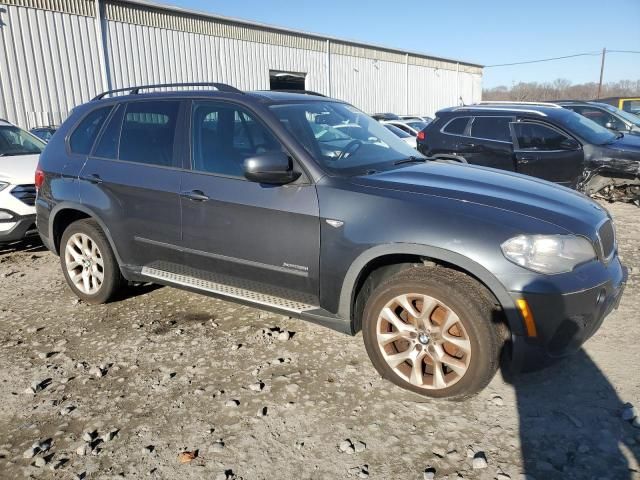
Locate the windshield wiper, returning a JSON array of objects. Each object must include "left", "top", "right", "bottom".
[{"left": 393, "top": 156, "right": 427, "bottom": 166}]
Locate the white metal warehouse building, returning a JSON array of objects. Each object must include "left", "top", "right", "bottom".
[{"left": 0, "top": 0, "right": 483, "bottom": 129}]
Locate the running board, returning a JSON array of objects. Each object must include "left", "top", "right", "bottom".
[{"left": 140, "top": 265, "right": 317, "bottom": 314}]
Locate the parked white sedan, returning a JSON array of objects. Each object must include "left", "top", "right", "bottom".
[
  {"left": 0, "top": 119, "right": 45, "bottom": 243},
  {"left": 381, "top": 119, "right": 430, "bottom": 137},
  {"left": 383, "top": 123, "right": 417, "bottom": 149}
]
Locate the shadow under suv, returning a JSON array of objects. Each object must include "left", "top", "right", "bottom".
[{"left": 36, "top": 83, "right": 626, "bottom": 399}]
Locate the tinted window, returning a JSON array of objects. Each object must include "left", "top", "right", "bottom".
[
  {"left": 442, "top": 117, "right": 469, "bottom": 135},
  {"left": 119, "top": 101, "right": 179, "bottom": 166},
  {"left": 69, "top": 106, "right": 111, "bottom": 155},
  {"left": 192, "top": 102, "right": 284, "bottom": 177},
  {"left": 470, "top": 117, "right": 512, "bottom": 142},
  {"left": 571, "top": 106, "right": 623, "bottom": 130},
  {"left": 93, "top": 105, "right": 124, "bottom": 158},
  {"left": 513, "top": 123, "right": 573, "bottom": 151}
]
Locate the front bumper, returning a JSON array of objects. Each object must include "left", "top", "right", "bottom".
[
  {"left": 509, "top": 257, "right": 627, "bottom": 372},
  {"left": 0, "top": 214, "right": 38, "bottom": 243}
]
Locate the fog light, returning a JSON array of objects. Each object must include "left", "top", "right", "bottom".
[
  {"left": 516, "top": 298, "right": 537, "bottom": 338},
  {"left": 596, "top": 289, "right": 606, "bottom": 306},
  {"left": 0, "top": 211, "right": 14, "bottom": 220}
]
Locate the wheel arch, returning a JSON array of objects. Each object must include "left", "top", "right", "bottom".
[
  {"left": 50, "top": 203, "right": 123, "bottom": 265},
  {"left": 338, "top": 244, "right": 524, "bottom": 336}
]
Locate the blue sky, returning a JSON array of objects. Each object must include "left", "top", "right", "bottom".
[{"left": 163, "top": 0, "right": 640, "bottom": 88}]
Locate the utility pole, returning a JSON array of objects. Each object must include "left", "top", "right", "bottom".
[{"left": 597, "top": 47, "right": 606, "bottom": 99}]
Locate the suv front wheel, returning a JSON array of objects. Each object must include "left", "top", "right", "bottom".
[
  {"left": 60, "top": 219, "right": 124, "bottom": 304},
  {"left": 362, "top": 266, "right": 505, "bottom": 399}
]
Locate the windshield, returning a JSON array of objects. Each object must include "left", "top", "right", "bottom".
[
  {"left": 269, "top": 101, "right": 425, "bottom": 174},
  {"left": 598, "top": 103, "right": 640, "bottom": 127},
  {"left": 0, "top": 126, "right": 46, "bottom": 156},
  {"left": 555, "top": 110, "right": 617, "bottom": 145},
  {"left": 384, "top": 124, "right": 411, "bottom": 138}
]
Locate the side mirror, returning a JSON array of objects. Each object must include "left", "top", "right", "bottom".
[
  {"left": 560, "top": 138, "right": 581, "bottom": 151},
  {"left": 604, "top": 121, "right": 616, "bottom": 130},
  {"left": 243, "top": 152, "right": 301, "bottom": 185}
]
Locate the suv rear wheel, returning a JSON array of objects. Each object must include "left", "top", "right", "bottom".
[
  {"left": 362, "top": 266, "right": 504, "bottom": 399},
  {"left": 60, "top": 219, "right": 123, "bottom": 304}
]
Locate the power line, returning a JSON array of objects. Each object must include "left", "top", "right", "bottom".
[
  {"left": 485, "top": 49, "right": 640, "bottom": 68},
  {"left": 485, "top": 52, "right": 599, "bottom": 68}
]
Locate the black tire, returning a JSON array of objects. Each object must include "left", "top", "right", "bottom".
[
  {"left": 362, "top": 266, "right": 505, "bottom": 400},
  {"left": 59, "top": 219, "right": 124, "bottom": 304}
]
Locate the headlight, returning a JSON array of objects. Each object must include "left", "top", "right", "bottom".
[
  {"left": 501, "top": 234, "right": 596, "bottom": 274},
  {"left": 0, "top": 181, "right": 8, "bottom": 192}
]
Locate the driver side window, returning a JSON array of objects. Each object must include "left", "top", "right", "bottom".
[
  {"left": 513, "top": 123, "right": 574, "bottom": 151},
  {"left": 191, "top": 102, "right": 284, "bottom": 177}
]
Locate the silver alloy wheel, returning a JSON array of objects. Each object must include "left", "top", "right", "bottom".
[
  {"left": 64, "top": 232, "right": 105, "bottom": 295},
  {"left": 376, "top": 293, "right": 471, "bottom": 390}
]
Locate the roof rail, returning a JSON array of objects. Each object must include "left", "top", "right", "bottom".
[
  {"left": 453, "top": 106, "right": 548, "bottom": 116},
  {"left": 92, "top": 82, "right": 243, "bottom": 100},
  {"left": 476, "top": 101, "right": 562, "bottom": 108}
]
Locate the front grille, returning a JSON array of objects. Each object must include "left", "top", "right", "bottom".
[
  {"left": 597, "top": 219, "right": 615, "bottom": 261},
  {"left": 11, "top": 184, "right": 36, "bottom": 206}
]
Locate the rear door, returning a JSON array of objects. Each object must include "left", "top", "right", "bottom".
[
  {"left": 178, "top": 100, "right": 320, "bottom": 305},
  {"left": 78, "top": 99, "right": 185, "bottom": 268},
  {"left": 426, "top": 116, "right": 470, "bottom": 156},
  {"left": 509, "top": 121, "right": 585, "bottom": 187},
  {"left": 457, "top": 116, "right": 516, "bottom": 170}
]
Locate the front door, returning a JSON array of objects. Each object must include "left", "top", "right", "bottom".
[
  {"left": 179, "top": 100, "right": 320, "bottom": 305},
  {"left": 510, "top": 121, "right": 585, "bottom": 187}
]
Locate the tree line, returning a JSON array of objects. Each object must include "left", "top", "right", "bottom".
[{"left": 483, "top": 79, "right": 640, "bottom": 101}]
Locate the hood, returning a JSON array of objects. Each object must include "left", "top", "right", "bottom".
[
  {"left": 602, "top": 133, "right": 640, "bottom": 154},
  {"left": 352, "top": 162, "right": 607, "bottom": 234},
  {"left": 0, "top": 154, "right": 40, "bottom": 185}
]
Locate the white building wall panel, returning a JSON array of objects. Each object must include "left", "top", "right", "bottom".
[
  {"left": 104, "top": 20, "right": 328, "bottom": 95},
  {"left": 330, "top": 54, "right": 406, "bottom": 114},
  {"left": 0, "top": 1, "right": 482, "bottom": 127},
  {"left": 0, "top": 3, "right": 102, "bottom": 127}
]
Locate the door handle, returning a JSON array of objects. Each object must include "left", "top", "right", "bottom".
[
  {"left": 460, "top": 142, "right": 476, "bottom": 148},
  {"left": 83, "top": 173, "right": 103, "bottom": 184},
  {"left": 181, "top": 190, "right": 210, "bottom": 202},
  {"left": 518, "top": 157, "right": 536, "bottom": 164}
]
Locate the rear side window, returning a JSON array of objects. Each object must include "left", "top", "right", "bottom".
[
  {"left": 470, "top": 117, "right": 512, "bottom": 142},
  {"left": 69, "top": 106, "right": 112, "bottom": 154},
  {"left": 119, "top": 101, "right": 180, "bottom": 167},
  {"left": 93, "top": 105, "right": 124, "bottom": 158},
  {"left": 442, "top": 117, "right": 469, "bottom": 135},
  {"left": 512, "top": 123, "right": 572, "bottom": 151}
]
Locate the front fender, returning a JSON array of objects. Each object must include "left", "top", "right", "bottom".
[{"left": 337, "top": 243, "right": 525, "bottom": 336}]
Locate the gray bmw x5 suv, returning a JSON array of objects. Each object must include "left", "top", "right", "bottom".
[{"left": 35, "top": 83, "right": 626, "bottom": 399}]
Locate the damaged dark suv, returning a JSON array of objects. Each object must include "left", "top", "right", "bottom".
[
  {"left": 36, "top": 84, "right": 626, "bottom": 399},
  {"left": 417, "top": 102, "right": 640, "bottom": 202}
]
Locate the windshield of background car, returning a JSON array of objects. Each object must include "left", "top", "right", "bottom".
[
  {"left": 555, "top": 110, "right": 617, "bottom": 145},
  {"left": 0, "top": 126, "right": 45, "bottom": 156},
  {"left": 384, "top": 124, "right": 411, "bottom": 138},
  {"left": 600, "top": 104, "right": 640, "bottom": 127},
  {"left": 269, "top": 101, "right": 425, "bottom": 174}
]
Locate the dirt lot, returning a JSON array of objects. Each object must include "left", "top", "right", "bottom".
[{"left": 0, "top": 201, "right": 639, "bottom": 480}]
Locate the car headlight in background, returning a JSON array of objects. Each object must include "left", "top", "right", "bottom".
[
  {"left": 0, "top": 181, "right": 8, "bottom": 192},
  {"left": 501, "top": 234, "right": 596, "bottom": 274}
]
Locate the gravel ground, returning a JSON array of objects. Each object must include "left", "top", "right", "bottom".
[{"left": 0, "top": 201, "right": 639, "bottom": 480}]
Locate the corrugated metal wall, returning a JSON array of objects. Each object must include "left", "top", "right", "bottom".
[
  {"left": 0, "top": 1, "right": 102, "bottom": 127},
  {"left": 0, "top": 0, "right": 482, "bottom": 128}
]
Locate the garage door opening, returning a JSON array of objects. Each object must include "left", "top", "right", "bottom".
[{"left": 270, "top": 70, "right": 306, "bottom": 91}]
